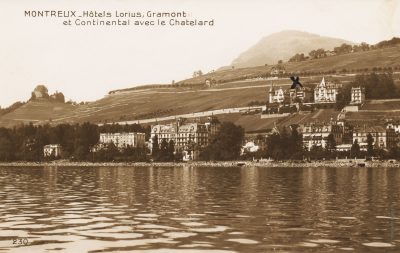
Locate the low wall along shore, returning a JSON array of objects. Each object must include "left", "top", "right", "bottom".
[{"left": 0, "top": 160, "right": 399, "bottom": 168}]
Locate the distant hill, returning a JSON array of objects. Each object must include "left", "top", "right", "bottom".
[{"left": 230, "top": 30, "right": 353, "bottom": 68}]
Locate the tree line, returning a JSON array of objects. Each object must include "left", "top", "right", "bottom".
[
  {"left": 289, "top": 37, "right": 400, "bottom": 63},
  {"left": 335, "top": 72, "right": 398, "bottom": 110},
  {"left": 0, "top": 121, "right": 246, "bottom": 163},
  {"left": 0, "top": 122, "right": 149, "bottom": 162}
]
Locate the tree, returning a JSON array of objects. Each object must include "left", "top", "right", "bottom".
[
  {"left": 289, "top": 53, "right": 306, "bottom": 62},
  {"left": 51, "top": 92, "right": 65, "bottom": 103},
  {"left": 200, "top": 122, "right": 244, "bottom": 161},
  {"left": 351, "top": 139, "right": 360, "bottom": 158},
  {"left": 334, "top": 43, "right": 353, "bottom": 55},
  {"left": 157, "top": 139, "right": 169, "bottom": 161},
  {"left": 0, "top": 128, "right": 15, "bottom": 161},
  {"left": 31, "top": 85, "right": 49, "bottom": 100},
  {"left": 367, "top": 133, "right": 374, "bottom": 157},
  {"left": 289, "top": 125, "right": 304, "bottom": 159},
  {"left": 360, "top": 42, "right": 370, "bottom": 51},
  {"left": 152, "top": 135, "right": 159, "bottom": 159},
  {"left": 351, "top": 73, "right": 397, "bottom": 99},
  {"left": 168, "top": 140, "right": 175, "bottom": 161},
  {"left": 326, "top": 133, "right": 336, "bottom": 152},
  {"left": 336, "top": 84, "right": 352, "bottom": 110}
]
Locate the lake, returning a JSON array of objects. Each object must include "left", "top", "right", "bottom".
[{"left": 0, "top": 166, "right": 399, "bottom": 252}]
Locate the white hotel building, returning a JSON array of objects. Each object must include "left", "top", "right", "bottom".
[{"left": 99, "top": 132, "right": 145, "bottom": 148}]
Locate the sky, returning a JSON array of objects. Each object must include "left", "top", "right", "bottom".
[{"left": 0, "top": 0, "right": 399, "bottom": 107}]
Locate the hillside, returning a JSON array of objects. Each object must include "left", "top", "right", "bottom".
[
  {"left": 180, "top": 45, "right": 400, "bottom": 86},
  {"left": 0, "top": 100, "right": 77, "bottom": 127},
  {"left": 1, "top": 41, "right": 400, "bottom": 131},
  {"left": 230, "top": 30, "right": 353, "bottom": 68}
]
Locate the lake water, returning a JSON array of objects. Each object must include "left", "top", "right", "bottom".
[{"left": 0, "top": 166, "right": 399, "bottom": 252}]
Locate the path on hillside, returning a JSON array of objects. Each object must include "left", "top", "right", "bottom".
[
  {"left": 312, "top": 109, "right": 325, "bottom": 118},
  {"left": 99, "top": 105, "right": 267, "bottom": 126}
]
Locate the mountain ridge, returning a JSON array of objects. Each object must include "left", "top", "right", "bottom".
[{"left": 230, "top": 30, "right": 354, "bottom": 68}]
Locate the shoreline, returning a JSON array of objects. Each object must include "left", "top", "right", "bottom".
[{"left": 0, "top": 160, "right": 399, "bottom": 168}]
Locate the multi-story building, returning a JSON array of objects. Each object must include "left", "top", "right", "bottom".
[
  {"left": 352, "top": 126, "right": 396, "bottom": 149},
  {"left": 300, "top": 122, "right": 343, "bottom": 151},
  {"left": 314, "top": 77, "right": 338, "bottom": 104},
  {"left": 350, "top": 87, "right": 365, "bottom": 105},
  {"left": 99, "top": 132, "right": 146, "bottom": 149},
  {"left": 150, "top": 117, "right": 219, "bottom": 153},
  {"left": 385, "top": 121, "right": 400, "bottom": 133},
  {"left": 268, "top": 85, "right": 285, "bottom": 104},
  {"left": 289, "top": 87, "right": 313, "bottom": 104},
  {"left": 43, "top": 144, "right": 62, "bottom": 158}
]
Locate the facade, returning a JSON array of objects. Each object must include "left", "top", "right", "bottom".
[
  {"left": 314, "top": 77, "right": 338, "bottom": 104},
  {"left": 268, "top": 85, "right": 285, "bottom": 104},
  {"left": 150, "top": 118, "right": 219, "bottom": 156},
  {"left": 99, "top": 132, "right": 146, "bottom": 148},
  {"left": 350, "top": 87, "right": 365, "bottom": 105},
  {"left": 352, "top": 126, "right": 396, "bottom": 149},
  {"left": 300, "top": 122, "right": 343, "bottom": 151},
  {"left": 289, "top": 87, "right": 313, "bottom": 104},
  {"left": 386, "top": 121, "right": 400, "bottom": 133},
  {"left": 43, "top": 144, "right": 62, "bottom": 158}
]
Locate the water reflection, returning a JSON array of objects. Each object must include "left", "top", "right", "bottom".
[{"left": 0, "top": 166, "right": 399, "bottom": 252}]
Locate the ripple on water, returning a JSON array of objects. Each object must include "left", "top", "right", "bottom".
[
  {"left": 190, "top": 226, "right": 230, "bottom": 233},
  {"left": 179, "top": 243, "right": 213, "bottom": 248},
  {"left": 181, "top": 222, "right": 206, "bottom": 227},
  {"left": 308, "top": 239, "right": 340, "bottom": 244},
  {"left": 376, "top": 216, "right": 399, "bottom": 220},
  {"left": 170, "top": 217, "right": 200, "bottom": 221},
  {"left": 362, "top": 242, "right": 395, "bottom": 247},
  {"left": 226, "top": 238, "right": 259, "bottom": 244},
  {"left": 298, "top": 242, "right": 319, "bottom": 247},
  {"left": 77, "top": 222, "right": 115, "bottom": 230},
  {"left": 136, "top": 224, "right": 178, "bottom": 230},
  {"left": 135, "top": 213, "right": 159, "bottom": 218},
  {"left": 163, "top": 232, "right": 197, "bottom": 238},
  {"left": 62, "top": 219, "right": 93, "bottom": 225},
  {"left": 228, "top": 232, "right": 245, "bottom": 235},
  {"left": 135, "top": 217, "right": 158, "bottom": 221},
  {"left": 80, "top": 231, "right": 143, "bottom": 239}
]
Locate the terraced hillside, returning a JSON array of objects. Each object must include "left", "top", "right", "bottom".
[
  {"left": 0, "top": 100, "right": 77, "bottom": 127},
  {"left": 0, "top": 85, "right": 271, "bottom": 128}
]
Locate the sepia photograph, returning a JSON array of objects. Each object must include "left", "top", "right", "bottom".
[{"left": 0, "top": 0, "right": 400, "bottom": 252}]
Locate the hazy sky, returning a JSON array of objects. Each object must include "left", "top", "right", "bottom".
[{"left": 0, "top": 0, "right": 399, "bottom": 107}]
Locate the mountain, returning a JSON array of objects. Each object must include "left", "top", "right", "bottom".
[{"left": 231, "top": 30, "right": 354, "bottom": 68}]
